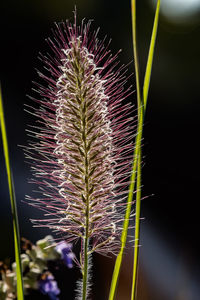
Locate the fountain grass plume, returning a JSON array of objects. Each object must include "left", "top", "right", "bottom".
[{"left": 24, "top": 11, "right": 136, "bottom": 299}]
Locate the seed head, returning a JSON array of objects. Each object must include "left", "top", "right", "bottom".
[{"left": 25, "top": 13, "right": 135, "bottom": 259}]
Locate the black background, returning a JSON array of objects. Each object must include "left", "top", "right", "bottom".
[{"left": 0, "top": 0, "right": 200, "bottom": 299}]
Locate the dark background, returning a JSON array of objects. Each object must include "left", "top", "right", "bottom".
[{"left": 0, "top": 0, "right": 200, "bottom": 299}]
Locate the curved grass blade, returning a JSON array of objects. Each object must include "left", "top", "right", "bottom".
[
  {"left": 108, "top": 121, "right": 143, "bottom": 300},
  {"left": 131, "top": 1, "right": 161, "bottom": 299},
  {"left": 0, "top": 85, "right": 24, "bottom": 299},
  {"left": 143, "top": 0, "right": 161, "bottom": 109},
  {"left": 108, "top": 1, "right": 160, "bottom": 299},
  {"left": 108, "top": 0, "right": 143, "bottom": 298}
]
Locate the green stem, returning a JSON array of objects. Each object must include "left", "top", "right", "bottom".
[
  {"left": 108, "top": 1, "right": 142, "bottom": 298},
  {"left": 108, "top": 114, "right": 143, "bottom": 300},
  {"left": 79, "top": 66, "right": 90, "bottom": 300},
  {"left": 131, "top": 0, "right": 143, "bottom": 298},
  {"left": 0, "top": 85, "right": 24, "bottom": 299},
  {"left": 82, "top": 157, "right": 89, "bottom": 300},
  {"left": 108, "top": 0, "right": 160, "bottom": 299},
  {"left": 131, "top": 1, "right": 160, "bottom": 299},
  {"left": 82, "top": 235, "right": 89, "bottom": 300},
  {"left": 143, "top": 0, "right": 161, "bottom": 109},
  {"left": 131, "top": 146, "right": 142, "bottom": 300},
  {"left": 132, "top": 0, "right": 142, "bottom": 108}
]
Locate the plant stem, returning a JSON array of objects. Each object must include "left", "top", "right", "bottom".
[
  {"left": 82, "top": 236, "right": 89, "bottom": 300},
  {"left": 0, "top": 85, "right": 24, "bottom": 299},
  {"left": 108, "top": 115, "right": 143, "bottom": 300},
  {"left": 143, "top": 0, "right": 161, "bottom": 109},
  {"left": 108, "top": 1, "right": 142, "bottom": 298},
  {"left": 131, "top": 1, "right": 160, "bottom": 299},
  {"left": 82, "top": 161, "right": 89, "bottom": 300},
  {"left": 108, "top": 1, "right": 160, "bottom": 299},
  {"left": 131, "top": 0, "right": 143, "bottom": 298},
  {"left": 80, "top": 63, "right": 90, "bottom": 300},
  {"left": 131, "top": 143, "right": 142, "bottom": 300}
]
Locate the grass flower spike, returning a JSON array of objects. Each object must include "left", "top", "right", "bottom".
[{"left": 25, "top": 12, "right": 135, "bottom": 299}]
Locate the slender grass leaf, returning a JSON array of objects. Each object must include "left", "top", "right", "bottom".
[
  {"left": 131, "top": 1, "right": 160, "bottom": 300},
  {"left": 143, "top": 0, "right": 161, "bottom": 109},
  {"left": 108, "top": 1, "right": 160, "bottom": 299},
  {"left": 0, "top": 85, "right": 24, "bottom": 299},
  {"left": 108, "top": 0, "right": 142, "bottom": 297}
]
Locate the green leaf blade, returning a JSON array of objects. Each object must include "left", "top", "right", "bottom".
[
  {"left": 0, "top": 85, "right": 24, "bottom": 300},
  {"left": 108, "top": 1, "right": 161, "bottom": 299},
  {"left": 143, "top": 0, "right": 161, "bottom": 109},
  {"left": 131, "top": 1, "right": 161, "bottom": 299}
]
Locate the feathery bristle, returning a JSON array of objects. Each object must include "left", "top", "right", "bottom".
[{"left": 25, "top": 15, "right": 135, "bottom": 262}]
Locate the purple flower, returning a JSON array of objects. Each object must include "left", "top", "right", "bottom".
[
  {"left": 56, "top": 241, "right": 74, "bottom": 268},
  {"left": 39, "top": 272, "right": 60, "bottom": 300}
]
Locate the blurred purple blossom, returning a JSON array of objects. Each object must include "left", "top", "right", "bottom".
[
  {"left": 56, "top": 241, "right": 75, "bottom": 268},
  {"left": 39, "top": 272, "right": 60, "bottom": 300}
]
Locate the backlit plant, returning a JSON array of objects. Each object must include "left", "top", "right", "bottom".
[
  {"left": 0, "top": 1, "right": 161, "bottom": 299},
  {"left": 24, "top": 14, "right": 135, "bottom": 300}
]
